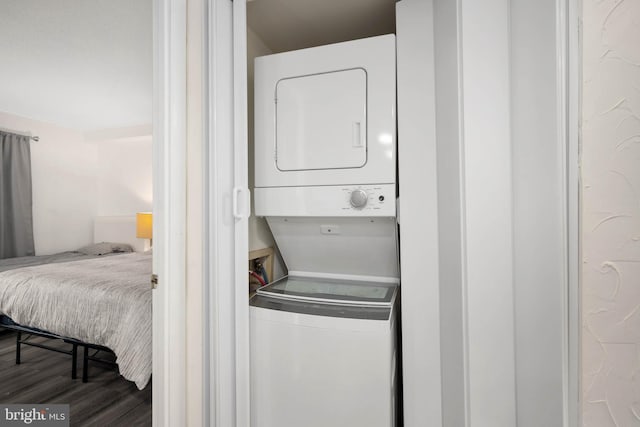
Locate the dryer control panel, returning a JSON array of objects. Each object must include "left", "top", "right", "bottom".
[
  {"left": 342, "top": 186, "right": 393, "bottom": 212},
  {"left": 255, "top": 184, "right": 396, "bottom": 217}
]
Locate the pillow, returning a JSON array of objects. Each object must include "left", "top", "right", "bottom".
[{"left": 78, "top": 242, "right": 134, "bottom": 256}]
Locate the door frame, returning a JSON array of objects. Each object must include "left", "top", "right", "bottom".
[
  {"left": 152, "top": 0, "right": 187, "bottom": 426},
  {"left": 203, "top": 0, "right": 250, "bottom": 426},
  {"left": 154, "top": 0, "right": 249, "bottom": 425},
  {"left": 153, "top": 0, "right": 580, "bottom": 425}
]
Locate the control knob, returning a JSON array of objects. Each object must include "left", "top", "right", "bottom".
[{"left": 350, "top": 189, "right": 368, "bottom": 208}]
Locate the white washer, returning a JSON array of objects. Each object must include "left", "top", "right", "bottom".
[
  {"left": 250, "top": 278, "right": 398, "bottom": 427},
  {"left": 251, "top": 34, "right": 399, "bottom": 427}
]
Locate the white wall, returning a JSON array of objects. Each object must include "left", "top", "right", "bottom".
[
  {"left": 0, "top": 111, "right": 153, "bottom": 255},
  {"left": 94, "top": 137, "right": 153, "bottom": 216},
  {"left": 582, "top": 1, "right": 640, "bottom": 425},
  {"left": 247, "top": 28, "right": 286, "bottom": 280},
  {"left": 0, "top": 111, "right": 98, "bottom": 254}
]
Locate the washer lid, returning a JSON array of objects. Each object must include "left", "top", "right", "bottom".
[
  {"left": 256, "top": 276, "right": 397, "bottom": 307},
  {"left": 265, "top": 216, "right": 400, "bottom": 281}
]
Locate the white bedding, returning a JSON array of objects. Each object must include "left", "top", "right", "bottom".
[{"left": 0, "top": 252, "right": 152, "bottom": 389}]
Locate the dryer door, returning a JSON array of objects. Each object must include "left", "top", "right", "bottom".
[
  {"left": 254, "top": 34, "right": 396, "bottom": 188},
  {"left": 276, "top": 68, "right": 367, "bottom": 171}
]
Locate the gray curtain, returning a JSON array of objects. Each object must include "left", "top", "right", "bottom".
[{"left": 0, "top": 131, "right": 35, "bottom": 259}]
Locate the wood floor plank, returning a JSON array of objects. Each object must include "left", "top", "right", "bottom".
[{"left": 0, "top": 332, "right": 151, "bottom": 426}]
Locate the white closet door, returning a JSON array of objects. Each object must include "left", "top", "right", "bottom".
[
  {"left": 153, "top": 0, "right": 187, "bottom": 426},
  {"left": 203, "top": 0, "right": 250, "bottom": 426},
  {"left": 276, "top": 68, "right": 367, "bottom": 171}
]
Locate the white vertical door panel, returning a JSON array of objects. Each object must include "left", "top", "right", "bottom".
[
  {"left": 232, "top": 0, "right": 250, "bottom": 426},
  {"left": 432, "top": 0, "right": 466, "bottom": 425},
  {"left": 396, "top": 1, "right": 443, "bottom": 426},
  {"left": 153, "top": 0, "right": 187, "bottom": 426},
  {"left": 398, "top": 1, "right": 575, "bottom": 426},
  {"left": 460, "top": 0, "right": 517, "bottom": 425},
  {"left": 204, "top": 0, "right": 249, "bottom": 426},
  {"left": 185, "top": 0, "right": 206, "bottom": 424},
  {"left": 206, "top": 0, "right": 234, "bottom": 424},
  {"left": 566, "top": 1, "right": 580, "bottom": 425},
  {"left": 511, "top": 0, "right": 570, "bottom": 426}
]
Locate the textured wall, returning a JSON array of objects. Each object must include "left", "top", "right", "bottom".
[{"left": 582, "top": 0, "right": 640, "bottom": 425}]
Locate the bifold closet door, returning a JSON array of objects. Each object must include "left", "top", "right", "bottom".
[{"left": 204, "top": 0, "right": 250, "bottom": 426}]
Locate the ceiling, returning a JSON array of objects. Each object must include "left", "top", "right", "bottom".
[
  {"left": 247, "top": 0, "right": 396, "bottom": 53},
  {"left": 0, "top": 0, "right": 394, "bottom": 132},
  {"left": 0, "top": 0, "right": 152, "bottom": 131}
]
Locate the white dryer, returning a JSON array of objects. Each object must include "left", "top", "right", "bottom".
[
  {"left": 254, "top": 34, "right": 396, "bottom": 217},
  {"left": 251, "top": 34, "right": 399, "bottom": 427}
]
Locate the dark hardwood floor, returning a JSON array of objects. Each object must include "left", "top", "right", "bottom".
[{"left": 0, "top": 329, "right": 151, "bottom": 426}]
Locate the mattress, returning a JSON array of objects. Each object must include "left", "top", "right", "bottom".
[{"left": 0, "top": 252, "right": 152, "bottom": 389}]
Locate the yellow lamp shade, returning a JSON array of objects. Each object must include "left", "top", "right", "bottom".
[{"left": 136, "top": 212, "right": 153, "bottom": 239}]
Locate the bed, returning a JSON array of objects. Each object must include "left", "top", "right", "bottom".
[{"left": 0, "top": 216, "right": 152, "bottom": 390}]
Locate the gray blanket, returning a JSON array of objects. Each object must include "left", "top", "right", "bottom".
[
  {"left": 0, "top": 251, "right": 103, "bottom": 273},
  {"left": 0, "top": 253, "right": 152, "bottom": 389}
]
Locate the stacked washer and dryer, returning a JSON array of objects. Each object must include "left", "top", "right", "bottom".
[{"left": 250, "top": 34, "right": 399, "bottom": 427}]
